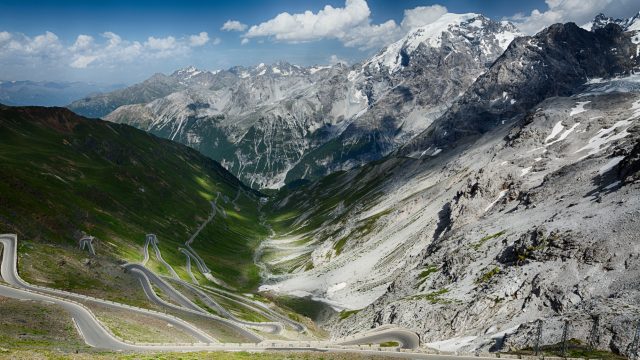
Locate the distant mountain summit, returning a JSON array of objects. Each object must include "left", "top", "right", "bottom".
[
  {"left": 584, "top": 12, "right": 640, "bottom": 32},
  {"left": 67, "top": 66, "right": 220, "bottom": 118},
  {"left": 228, "top": 61, "right": 309, "bottom": 78}
]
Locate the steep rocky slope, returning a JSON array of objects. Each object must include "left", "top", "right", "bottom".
[
  {"left": 96, "top": 13, "right": 520, "bottom": 189},
  {"left": 104, "top": 62, "right": 355, "bottom": 189},
  {"left": 258, "top": 22, "right": 640, "bottom": 356},
  {"left": 284, "top": 15, "right": 521, "bottom": 183},
  {"left": 585, "top": 11, "right": 640, "bottom": 32},
  {"left": 261, "top": 72, "right": 640, "bottom": 357}
]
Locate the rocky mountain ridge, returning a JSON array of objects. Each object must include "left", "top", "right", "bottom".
[
  {"left": 72, "top": 12, "right": 522, "bottom": 189},
  {"left": 66, "top": 66, "right": 219, "bottom": 118},
  {"left": 401, "top": 21, "right": 640, "bottom": 157},
  {"left": 285, "top": 14, "right": 522, "bottom": 183}
]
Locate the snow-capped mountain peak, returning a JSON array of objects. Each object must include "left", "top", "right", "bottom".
[
  {"left": 169, "top": 65, "right": 217, "bottom": 87},
  {"left": 585, "top": 12, "right": 640, "bottom": 32},
  {"left": 364, "top": 13, "right": 522, "bottom": 74},
  {"left": 630, "top": 12, "right": 640, "bottom": 32},
  {"left": 172, "top": 65, "right": 203, "bottom": 78},
  {"left": 228, "top": 61, "right": 317, "bottom": 79}
]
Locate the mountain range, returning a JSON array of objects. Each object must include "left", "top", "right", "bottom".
[
  {"left": 69, "top": 13, "right": 523, "bottom": 189},
  {"left": 69, "top": 12, "right": 640, "bottom": 193}
]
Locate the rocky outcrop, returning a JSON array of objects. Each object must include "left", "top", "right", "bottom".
[{"left": 618, "top": 139, "right": 640, "bottom": 183}]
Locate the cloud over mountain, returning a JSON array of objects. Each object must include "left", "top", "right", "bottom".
[
  {"left": 508, "top": 0, "right": 639, "bottom": 34},
  {"left": 0, "top": 30, "right": 216, "bottom": 70},
  {"left": 221, "top": 20, "right": 248, "bottom": 32},
  {"left": 242, "top": 1, "right": 457, "bottom": 50}
]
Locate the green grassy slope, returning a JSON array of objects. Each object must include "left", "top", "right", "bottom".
[
  {"left": 0, "top": 105, "right": 267, "bottom": 295},
  {"left": 262, "top": 157, "right": 408, "bottom": 274}
]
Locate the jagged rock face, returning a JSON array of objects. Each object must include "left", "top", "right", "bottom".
[
  {"left": 401, "top": 23, "right": 640, "bottom": 158},
  {"left": 618, "top": 139, "right": 640, "bottom": 183},
  {"left": 99, "top": 13, "right": 520, "bottom": 189}
]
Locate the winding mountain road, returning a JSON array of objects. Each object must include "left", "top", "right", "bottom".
[
  {"left": 338, "top": 327, "right": 420, "bottom": 349},
  {"left": 176, "top": 196, "right": 306, "bottom": 333},
  {"left": 124, "top": 263, "right": 204, "bottom": 312},
  {"left": 183, "top": 194, "right": 222, "bottom": 274},
  {"left": 137, "top": 230, "right": 284, "bottom": 335},
  {"left": 79, "top": 236, "right": 96, "bottom": 256},
  {"left": 200, "top": 284, "right": 307, "bottom": 333},
  {"left": 147, "top": 234, "right": 180, "bottom": 279},
  {"left": 124, "top": 263, "right": 264, "bottom": 342},
  {"left": 127, "top": 258, "right": 283, "bottom": 336},
  {"left": 1, "top": 233, "right": 431, "bottom": 356},
  {"left": 0, "top": 234, "right": 214, "bottom": 348},
  {"left": 173, "top": 278, "right": 284, "bottom": 334},
  {"left": 142, "top": 235, "right": 151, "bottom": 265},
  {"left": 183, "top": 252, "right": 199, "bottom": 284},
  {"left": 179, "top": 247, "right": 210, "bottom": 280}
]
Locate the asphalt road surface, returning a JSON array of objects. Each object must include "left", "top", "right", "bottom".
[{"left": 0, "top": 233, "right": 443, "bottom": 357}]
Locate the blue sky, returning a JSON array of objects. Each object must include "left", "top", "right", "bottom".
[{"left": 0, "top": 0, "right": 637, "bottom": 84}]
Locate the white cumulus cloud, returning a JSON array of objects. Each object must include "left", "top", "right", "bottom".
[
  {"left": 401, "top": 5, "right": 449, "bottom": 30},
  {"left": 189, "top": 31, "right": 210, "bottom": 46},
  {"left": 70, "top": 55, "right": 98, "bottom": 69},
  {"left": 0, "top": 31, "right": 11, "bottom": 43},
  {"left": 221, "top": 20, "right": 248, "bottom": 32},
  {"left": 244, "top": 0, "right": 370, "bottom": 42},
  {"left": 0, "top": 31, "right": 64, "bottom": 59},
  {"left": 0, "top": 29, "right": 214, "bottom": 71},
  {"left": 340, "top": 20, "right": 402, "bottom": 49},
  {"left": 70, "top": 35, "right": 94, "bottom": 52},
  {"left": 241, "top": 1, "right": 466, "bottom": 50},
  {"left": 145, "top": 36, "right": 178, "bottom": 51},
  {"left": 508, "top": 0, "right": 640, "bottom": 35}
]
